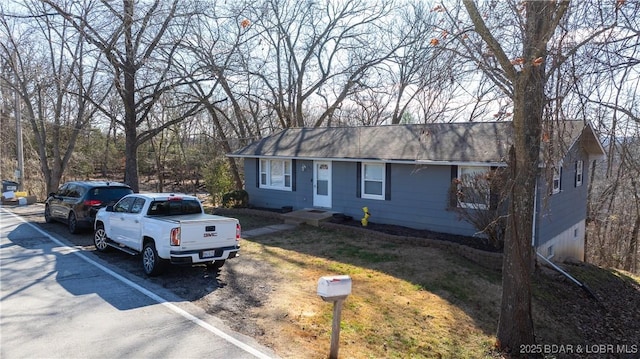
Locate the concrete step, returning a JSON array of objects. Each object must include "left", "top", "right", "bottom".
[{"left": 281, "top": 208, "right": 335, "bottom": 227}]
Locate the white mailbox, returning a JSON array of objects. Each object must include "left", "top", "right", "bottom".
[{"left": 317, "top": 275, "right": 352, "bottom": 301}]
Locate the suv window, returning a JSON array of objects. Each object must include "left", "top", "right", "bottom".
[
  {"left": 56, "top": 184, "right": 70, "bottom": 197},
  {"left": 67, "top": 184, "right": 83, "bottom": 198},
  {"left": 88, "top": 187, "right": 134, "bottom": 203},
  {"left": 147, "top": 199, "right": 202, "bottom": 216}
]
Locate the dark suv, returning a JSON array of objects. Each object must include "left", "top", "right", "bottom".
[{"left": 44, "top": 181, "right": 134, "bottom": 234}]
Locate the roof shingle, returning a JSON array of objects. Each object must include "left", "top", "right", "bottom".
[{"left": 230, "top": 121, "right": 602, "bottom": 164}]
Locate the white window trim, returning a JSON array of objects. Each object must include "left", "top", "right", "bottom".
[
  {"left": 575, "top": 160, "right": 583, "bottom": 187},
  {"left": 259, "top": 159, "right": 292, "bottom": 191},
  {"left": 361, "top": 162, "right": 385, "bottom": 200},
  {"left": 457, "top": 166, "right": 490, "bottom": 210},
  {"left": 547, "top": 245, "right": 555, "bottom": 259},
  {"left": 552, "top": 162, "right": 562, "bottom": 194}
]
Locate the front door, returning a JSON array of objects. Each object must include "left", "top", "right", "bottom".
[{"left": 313, "top": 161, "right": 332, "bottom": 208}]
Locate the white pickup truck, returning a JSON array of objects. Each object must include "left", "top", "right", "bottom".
[{"left": 94, "top": 193, "right": 240, "bottom": 276}]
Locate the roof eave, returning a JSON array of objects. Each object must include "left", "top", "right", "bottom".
[{"left": 227, "top": 153, "right": 506, "bottom": 166}]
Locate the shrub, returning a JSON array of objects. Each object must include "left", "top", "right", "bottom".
[
  {"left": 222, "top": 189, "right": 249, "bottom": 208},
  {"left": 203, "top": 159, "right": 235, "bottom": 206}
]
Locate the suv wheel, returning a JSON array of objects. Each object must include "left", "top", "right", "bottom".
[
  {"left": 68, "top": 212, "right": 80, "bottom": 234},
  {"left": 94, "top": 224, "right": 110, "bottom": 252},
  {"left": 142, "top": 242, "right": 167, "bottom": 276},
  {"left": 44, "top": 205, "right": 53, "bottom": 223}
]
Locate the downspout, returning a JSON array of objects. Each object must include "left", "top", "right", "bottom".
[
  {"left": 532, "top": 175, "right": 599, "bottom": 303},
  {"left": 535, "top": 252, "right": 599, "bottom": 302}
]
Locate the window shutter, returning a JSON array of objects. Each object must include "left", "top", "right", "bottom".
[
  {"left": 385, "top": 163, "right": 391, "bottom": 201},
  {"left": 356, "top": 162, "right": 362, "bottom": 198},
  {"left": 291, "top": 159, "right": 297, "bottom": 192},
  {"left": 255, "top": 159, "right": 260, "bottom": 188},
  {"left": 449, "top": 165, "right": 458, "bottom": 208},
  {"left": 559, "top": 166, "right": 563, "bottom": 191}
]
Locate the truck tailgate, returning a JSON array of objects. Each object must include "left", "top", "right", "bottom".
[{"left": 164, "top": 214, "right": 239, "bottom": 250}]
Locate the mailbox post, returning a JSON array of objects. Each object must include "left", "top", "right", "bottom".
[{"left": 317, "top": 275, "right": 352, "bottom": 359}]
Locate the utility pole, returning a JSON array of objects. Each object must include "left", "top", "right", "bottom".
[{"left": 13, "top": 50, "right": 24, "bottom": 191}]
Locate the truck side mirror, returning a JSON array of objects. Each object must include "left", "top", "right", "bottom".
[{"left": 105, "top": 205, "right": 114, "bottom": 212}]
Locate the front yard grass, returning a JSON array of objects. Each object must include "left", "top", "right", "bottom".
[
  {"left": 239, "top": 223, "right": 502, "bottom": 358},
  {"left": 218, "top": 211, "right": 640, "bottom": 358}
]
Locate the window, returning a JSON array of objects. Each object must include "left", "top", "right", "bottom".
[
  {"left": 259, "top": 159, "right": 292, "bottom": 190},
  {"left": 361, "top": 162, "right": 385, "bottom": 200},
  {"left": 147, "top": 199, "right": 202, "bottom": 215},
  {"left": 130, "top": 198, "right": 146, "bottom": 214},
  {"left": 56, "top": 184, "right": 70, "bottom": 197},
  {"left": 552, "top": 163, "right": 562, "bottom": 194},
  {"left": 66, "top": 184, "right": 82, "bottom": 198},
  {"left": 575, "top": 160, "right": 583, "bottom": 187},
  {"left": 114, "top": 197, "right": 134, "bottom": 213},
  {"left": 457, "top": 166, "right": 490, "bottom": 209}
]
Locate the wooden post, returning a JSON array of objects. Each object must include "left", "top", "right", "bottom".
[{"left": 329, "top": 299, "right": 345, "bottom": 359}]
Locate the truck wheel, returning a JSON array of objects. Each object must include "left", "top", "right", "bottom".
[
  {"left": 142, "top": 242, "right": 167, "bottom": 276},
  {"left": 68, "top": 212, "right": 80, "bottom": 234},
  {"left": 94, "top": 224, "right": 110, "bottom": 252},
  {"left": 206, "top": 260, "right": 226, "bottom": 270}
]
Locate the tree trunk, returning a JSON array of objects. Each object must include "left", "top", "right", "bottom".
[
  {"left": 627, "top": 179, "right": 640, "bottom": 273},
  {"left": 496, "top": 1, "right": 550, "bottom": 350},
  {"left": 122, "top": 0, "right": 139, "bottom": 192},
  {"left": 123, "top": 119, "right": 140, "bottom": 192}
]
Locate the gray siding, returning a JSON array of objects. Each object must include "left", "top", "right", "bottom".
[
  {"left": 244, "top": 158, "right": 478, "bottom": 237},
  {"left": 331, "top": 162, "right": 478, "bottom": 236},
  {"left": 535, "top": 145, "right": 590, "bottom": 247},
  {"left": 244, "top": 158, "right": 315, "bottom": 210}
]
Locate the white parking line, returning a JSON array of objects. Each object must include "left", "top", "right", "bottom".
[{"left": 1, "top": 208, "right": 274, "bottom": 359}]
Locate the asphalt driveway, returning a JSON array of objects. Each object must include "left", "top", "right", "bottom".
[{"left": 0, "top": 207, "right": 278, "bottom": 359}]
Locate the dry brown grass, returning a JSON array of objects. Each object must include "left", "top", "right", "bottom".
[
  {"left": 238, "top": 224, "right": 502, "bottom": 358},
  {"left": 215, "top": 212, "right": 640, "bottom": 359}
]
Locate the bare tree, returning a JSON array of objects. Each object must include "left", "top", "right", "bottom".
[
  {"left": 0, "top": 0, "right": 107, "bottom": 195},
  {"left": 42, "top": 0, "right": 205, "bottom": 192},
  {"left": 429, "top": 0, "right": 621, "bottom": 352},
  {"left": 180, "top": 6, "right": 260, "bottom": 190},
  {"left": 449, "top": 0, "right": 629, "bottom": 352},
  {"left": 551, "top": 0, "right": 640, "bottom": 273},
  {"left": 244, "top": 0, "right": 412, "bottom": 128}
]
